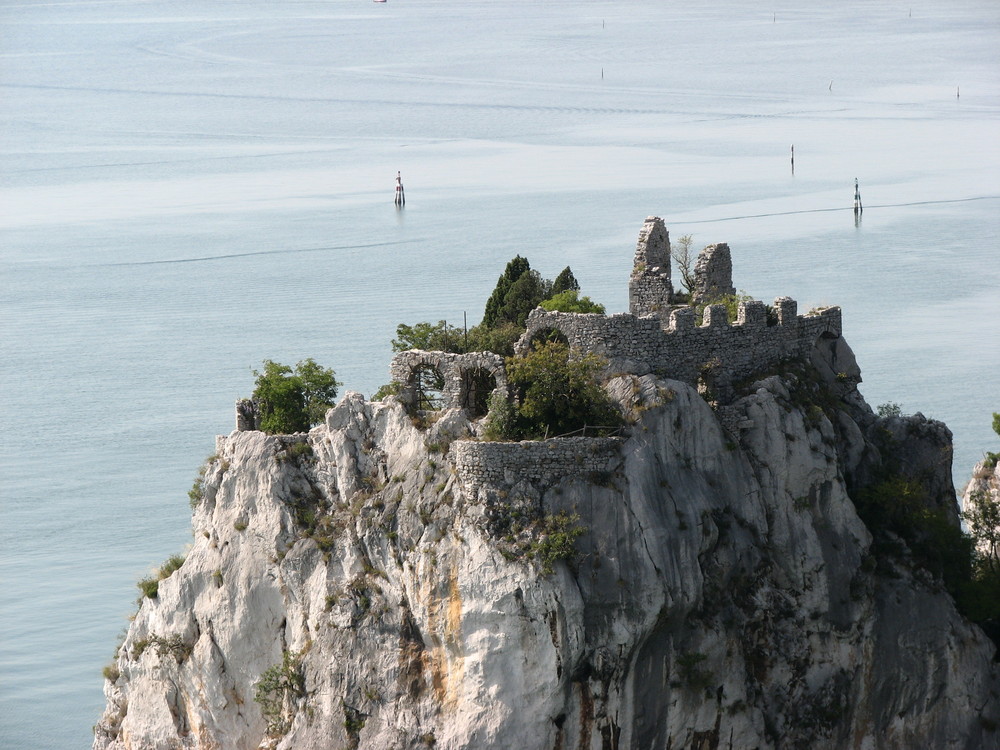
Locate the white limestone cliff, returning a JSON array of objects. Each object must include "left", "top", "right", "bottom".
[{"left": 94, "top": 344, "right": 1000, "bottom": 749}]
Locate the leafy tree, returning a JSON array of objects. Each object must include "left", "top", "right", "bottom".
[
  {"left": 671, "top": 234, "right": 696, "bottom": 294},
  {"left": 966, "top": 489, "right": 1000, "bottom": 579},
  {"left": 877, "top": 402, "right": 903, "bottom": 418},
  {"left": 540, "top": 289, "right": 606, "bottom": 314},
  {"left": 551, "top": 266, "right": 580, "bottom": 296},
  {"left": 390, "top": 257, "right": 602, "bottom": 363},
  {"left": 464, "top": 322, "right": 523, "bottom": 358},
  {"left": 504, "top": 341, "right": 622, "bottom": 439},
  {"left": 253, "top": 359, "right": 339, "bottom": 434},
  {"left": 254, "top": 650, "right": 306, "bottom": 737},
  {"left": 483, "top": 255, "right": 531, "bottom": 328},
  {"left": 499, "top": 269, "right": 551, "bottom": 328},
  {"left": 392, "top": 320, "right": 465, "bottom": 353}
]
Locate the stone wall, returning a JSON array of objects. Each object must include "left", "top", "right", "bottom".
[
  {"left": 517, "top": 299, "right": 842, "bottom": 395},
  {"left": 452, "top": 437, "right": 623, "bottom": 497},
  {"left": 389, "top": 350, "right": 507, "bottom": 415}
]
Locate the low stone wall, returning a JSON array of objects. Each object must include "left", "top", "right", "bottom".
[{"left": 452, "top": 437, "right": 623, "bottom": 496}]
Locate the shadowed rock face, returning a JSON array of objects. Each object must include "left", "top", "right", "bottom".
[{"left": 94, "top": 335, "right": 999, "bottom": 750}]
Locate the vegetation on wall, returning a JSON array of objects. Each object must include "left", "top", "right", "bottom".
[{"left": 389, "top": 258, "right": 601, "bottom": 362}]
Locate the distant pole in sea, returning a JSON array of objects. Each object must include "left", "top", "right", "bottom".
[
  {"left": 790, "top": 144, "right": 794, "bottom": 175},
  {"left": 395, "top": 171, "right": 405, "bottom": 207},
  {"left": 853, "top": 178, "right": 863, "bottom": 216},
  {"left": 957, "top": 86, "right": 960, "bottom": 99}
]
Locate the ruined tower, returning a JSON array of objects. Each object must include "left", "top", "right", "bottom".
[
  {"left": 692, "top": 243, "right": 736, "bottom": 303},
  {"left": 628, "top": 216, "right": 673, "bottom": 319}
]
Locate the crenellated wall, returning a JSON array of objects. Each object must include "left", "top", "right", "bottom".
[{"left": 517, "top": 298, "right": 842, "bottom": 393}]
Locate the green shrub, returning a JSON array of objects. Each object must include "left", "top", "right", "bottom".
[
  {"left": 255, "top": 650, "right": 306, "bottom": 737},
  {"left": 676, "top": 651, "right": 713, "bottom": 691},
  {"left": 539, "top": 290, "right": 605, "bottom": 314},
  {"left": 136, "top": 576, "right": 159, "bottom": 599},
  {"left": 502, "top": 341, "right": 623, "bottom": 440},
  {"left": 530, "top": 511, "right": 587, "bottom": 574},
  {"left": 136, "top": 553, "right": 186, "bottom": 600},
  {"left": 483, "top": 391, "right": 519, "bottom": 441},
  {"left": 252, "top": 359, "right": 339, "bottom": 434},
  {"left": 876, "top": 402, "right": 902, "bottom": 418}
]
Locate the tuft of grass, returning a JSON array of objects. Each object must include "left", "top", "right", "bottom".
[{"left": 136, "top": 553, "right": 187, "bottom": 600}]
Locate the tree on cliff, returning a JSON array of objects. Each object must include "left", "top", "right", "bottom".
[
  {"left": 482, "top": 255, "right": 532, "bottom": 328},
  {"left": 252, "top": 359, "right": 339, "bottom": 434},
  {"left": 389, "top": 258, "right": 599, "bottom": 364},
  {"left": 550, "top": 266, "right": 580, "bottom": 296},
  {"left": 489, "top": 340, "right": 622, "bottom": 440},
  {"left": 540, "top": 289, "right": 606, "bottom": 314}
]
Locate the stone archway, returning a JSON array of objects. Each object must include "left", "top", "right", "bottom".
[
  {"left": 461, "top": 367, "right": 498, "bottom": 419},
  {"left": 410, "top": 363, "right": 445, "bottom": 412},
  {"left": 526, "top": 326, "right": 569, "bottom": 350}
]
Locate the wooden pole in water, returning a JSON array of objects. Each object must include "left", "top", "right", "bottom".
[
  {"left": 395, "top": 171, "right": 405, "bottom": 207},
  {"left": 854, "top": 178, "right": 862, "bottom": 215},
  {"left": 790, "top": 144, "right": 794, "bottom": 175}
]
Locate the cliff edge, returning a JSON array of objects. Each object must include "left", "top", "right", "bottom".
[{"left": 94, "top": 361, "right": 998, "bottom": 749}]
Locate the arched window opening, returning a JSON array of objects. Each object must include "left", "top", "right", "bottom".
[
  {"left": 411, "top": 364, "right": 445, "bottom": 413},
  {"left": 527, "top": 327, "right": 569, "bottom": 350},
  {"left": 461, "top": 367, "right": 497, "bottom": 419}
]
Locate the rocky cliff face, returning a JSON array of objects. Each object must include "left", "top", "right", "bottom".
[{"left": 94, "top": 339, "right": 999, "bottom": 750}]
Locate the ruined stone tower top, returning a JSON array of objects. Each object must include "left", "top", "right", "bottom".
[
  {"left": 692, "top": 243, "right": 736, "bottom": 303},
  {"left": 628, "top": 216, "right": 673, "bottom": 319}
]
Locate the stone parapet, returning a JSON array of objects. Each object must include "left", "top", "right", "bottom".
[{"left": 452, "top": 437, "right": 623, "bottom": 497}]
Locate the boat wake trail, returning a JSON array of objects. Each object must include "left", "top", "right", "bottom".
[
  {"left": 106, "top": 240, "right": 417, "bottom": 266},
  {"left": 677, "top": 196, "right": 1000, "bottom": 225}
]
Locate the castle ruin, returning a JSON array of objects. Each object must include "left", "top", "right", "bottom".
[{"left": 238, "top": 216, "right": 843, "bottom": 435}]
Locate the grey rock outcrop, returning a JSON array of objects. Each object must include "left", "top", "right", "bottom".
[{"left": 94, "top": 343, "right": 999, "bottom": 750}]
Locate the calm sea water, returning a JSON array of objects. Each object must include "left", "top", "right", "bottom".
[{"left": 2, "top": 1, "right": 998, "bottom": 746}]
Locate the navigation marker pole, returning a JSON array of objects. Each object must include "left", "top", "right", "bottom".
[{"left": 395, "top": 171, "right": 405, "bottom": 207}]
